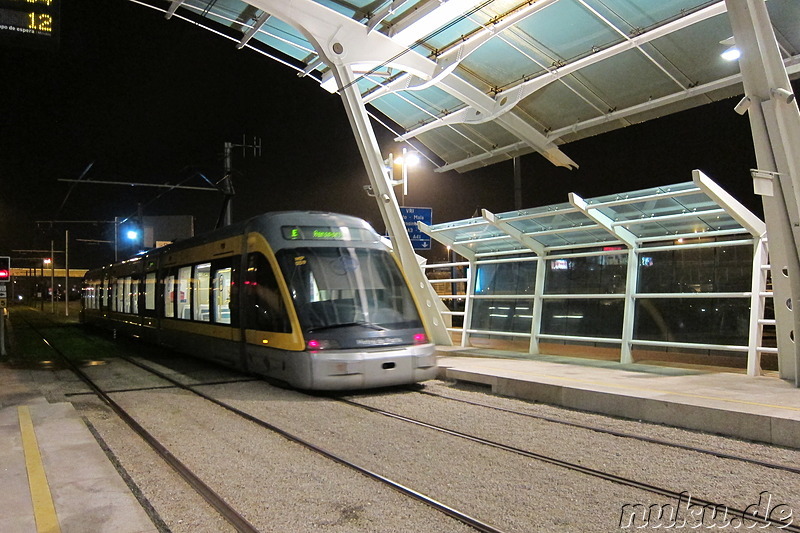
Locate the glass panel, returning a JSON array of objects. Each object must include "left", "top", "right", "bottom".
[
  {"left": 634, "top": 298, "right": 750, "bottom": 346},
  {"left": 544, "top": 253, "right": 627, "bottom": 294},
  {"left": 245, "top": 254, "right": 290, "bottom": 332},
  {"left": 131, "top": 278, "right": 139, "bottom": 314},
  {"left": 637, "top": 245, "right": 752, "bottom": 293},
  {"left": 163, "top": 274, "right": 175, "bottom": 318},
  {"left": 541, "top": 299, "right": 624, "bottom": 339},
  {"left": 474, "top": 260, "right": 536, "bottom": 295},
  {"left": 277, "top": 247, "right": 423, "bottom": 333},
  {"left": 123, "top": 277, "right": 131, "bottom": 313},
  {"left": 177, "top": 266, "right": 191, "bottom": 320},
  {"left": 115, "top": 279, "right": 124, "bottom": 312},
  {"left": 214, "top": 266, "right": 232, "bottom": 325},
  {"left": 145, "top": 273, "right": 156, "bottom": 311},
  {"left": 470, "top": 299, "right": 534, "bottom": 334},
  {"left": 193, "top": 263, "right": 211, "bottom": 322}
]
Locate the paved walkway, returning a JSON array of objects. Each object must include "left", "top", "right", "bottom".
[
  {"left": 0, "top": 366, "right": 157, "bottom": 533},
  {"left": 436, "top": 347, "right": 800, "bottom": 448}
]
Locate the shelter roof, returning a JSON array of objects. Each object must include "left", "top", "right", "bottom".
[
  {"left": 140, "top": 0, "right": 800, "bottom": 172},
  {"left": 420, "top": 170, "right": 765, "bottom": 259}
]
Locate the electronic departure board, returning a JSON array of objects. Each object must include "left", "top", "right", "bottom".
[{"left": 0, "top": 0, "right": 60, "bottom": 49}]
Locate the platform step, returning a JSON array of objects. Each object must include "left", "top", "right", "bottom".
[{"left": 0, "top": 402, "right": 157, "bottom": 533}]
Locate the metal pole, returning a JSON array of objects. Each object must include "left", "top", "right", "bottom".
[
  {"left": 65, "top": 229, "right": 69, "bottom": 317},
  {"left": 223, "top": 141, "right": 233, "bottom": 226},
  {"left": 330, "top": 61, "right": 451, "bottom": 345},
  {"left": 513, "top": 156, "right": 522, "bottom": 210},
  {"left": 0, "top": 304, "right": 6, "bottom": 356},
  {"left": 402, "top": 147, "right": 408, "bottom": 205},
  {"left": 50, "top": 240, "right": 55, "bottom": 314},
  {"left": 726, "top": 0, "right": 800, "bottom": 385}
]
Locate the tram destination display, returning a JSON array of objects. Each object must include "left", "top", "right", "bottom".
[{"left": 0, "top": 0, "right": 59, "bottom": 49}]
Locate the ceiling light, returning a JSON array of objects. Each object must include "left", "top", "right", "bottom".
[{"left": 721, "top": 47, "right": 741, "bottom": 61}]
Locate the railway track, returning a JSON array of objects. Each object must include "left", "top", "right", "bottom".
[
  {"left": 114, "top": 348, "right": 800, "bottom": 532},
  {"left": 414, "top": 389, "right": 800, "bottom": 476},
  {"left": 16, "top": 313, "right": 506, "bottom": 533},
  {"left": 335, "top": 395, "right": 799, "bottom": 531},
  {"left": 14, "top": 309, "right": 799, "bottom": 532}
]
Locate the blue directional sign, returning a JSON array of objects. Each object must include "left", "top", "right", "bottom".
[{"left": 400, "top": 207, "right": 432, "bottom": 250}]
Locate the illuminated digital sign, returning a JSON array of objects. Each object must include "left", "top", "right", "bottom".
[
  {"left": 281, "top": 226, "right": 373, "bottom": 242},
  {"left": 0, "top": 0, "right": 59, "bottom": 49}
]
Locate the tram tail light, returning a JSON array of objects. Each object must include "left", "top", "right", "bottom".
[
  {"left": 306, "top": 339, "right": 340, "bottom": 351},
  {"left": 413, "top": 333, "right": 428, "bottom": 345}
]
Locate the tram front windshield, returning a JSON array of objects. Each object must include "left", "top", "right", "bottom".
[{"left": 277, "top": 247, "right": 424, "bottom": 333}]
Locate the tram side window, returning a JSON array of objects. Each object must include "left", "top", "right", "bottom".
[
  {"left": 177, "top": 266, "right": 192, "bottom": 320},
  {"left": 213, "top": 264, "right": 233, "bottom": 325},
  {"left": 102, "top": 279, "right": 109, "bottom": 309},
  {"left": 123, "top": 277, "right": 132, "bottom": 313},
  {"left": 83, "top": 283, "right": 91, "bottom": 309},
  {"left": 244, "top": 253, "right": 290, "bottom": 332},
  {"left": 193, "top": 263, "right": 211, "bottom": 322},
  {"left": 163, "top": 273, "right": 175, "bottom": 318},
  {"left": 117, "top": 279, "right": 125, "bottom": 312},
  {"left": 145, "top": 272, "right": 156, "bottom": 311},
  {"left": 131, "top": 277, "right": 139, "bottom": 314}
]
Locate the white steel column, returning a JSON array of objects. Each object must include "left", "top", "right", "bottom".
[
  {"left": 242, "top": 0, "right": 451, "bottom": 345},
  {"left": 620, "top": 249, "right": 638, "bottom": 364},
  {"left": 529, "top": 257, "right": 546, "bottom": 355},
  {"left": 569, "top": 192, "right": 637, "bottom": 363},
  {"left": 461, "top": 259, "right": 476, "bottom": 348},
  {"left": 726, "top": 0, "right": 800, "bottom": 385},
  {"left": 332, "top": 62, "right": 451, "bottom": 345},
  {"left": 747, "top": 238, "right": 769, "bottom": 376}
]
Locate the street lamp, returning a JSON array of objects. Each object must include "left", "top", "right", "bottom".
[{"left": 386, "top": 147, "right": 420, "bottom": 206}]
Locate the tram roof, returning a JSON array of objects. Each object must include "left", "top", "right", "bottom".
[
  {"left": 420, "top": 170, "right": 765, "bottom": 259},
  {"left": 136, "top": 0, "right": 800, "bottom": 173}
]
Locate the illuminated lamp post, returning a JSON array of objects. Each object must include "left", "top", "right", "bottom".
[
  {"left": 42, "top": 257, "right": 51, "bottom": 312},
  {"left": 386, "top": 147, "right": 420, "bottom": 206}
]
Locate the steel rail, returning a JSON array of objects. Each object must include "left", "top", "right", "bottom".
[
  {"left": 336, "top": 397, "right": 800, "bottom": 532},
  {"left": 416, "top": 389, "right": 800, "bottom": 476},
  {"left": 18, "top": 316, "right": 260, "bottom": 533},
  {"left": 117, "top": 356, "right": 507, "bottom": 533}
]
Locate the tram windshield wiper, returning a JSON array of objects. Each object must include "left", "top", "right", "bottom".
[{"left": 307, "top": 321, "right": 387, "bottom": 333}]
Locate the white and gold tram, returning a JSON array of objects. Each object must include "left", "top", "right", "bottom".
[{"left": 81, "top": 212, "right": 437, "bottom": 390}]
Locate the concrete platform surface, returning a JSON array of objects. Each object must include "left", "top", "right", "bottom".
[
  {"left": 0, "top": 399, "right": 158, "bottom": 533},
  {"left": 436, "top": 349, "right": 800, "bottom": 448}
]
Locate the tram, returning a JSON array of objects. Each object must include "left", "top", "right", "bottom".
[{"left": 80, "top": 212, "right": 437, "bottom": 390}]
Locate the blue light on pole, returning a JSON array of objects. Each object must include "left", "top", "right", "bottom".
[{"left": 126, "top": 229, "right": 139, "bottom": 241}]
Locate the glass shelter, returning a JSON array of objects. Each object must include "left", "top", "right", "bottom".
[{"left": 421, "top": 171, "right": 774, "bottom": 375}]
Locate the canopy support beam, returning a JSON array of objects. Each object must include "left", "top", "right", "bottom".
[{"left": 727, "top": 0, "right": 800, "bottom": 385}]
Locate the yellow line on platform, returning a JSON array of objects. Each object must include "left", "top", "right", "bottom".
[
  {"left": 18, "top": 406, "right": 61, "bottom": 533},
  {"left": 450, "top": 362, "right": 800, "bottom": 412}
]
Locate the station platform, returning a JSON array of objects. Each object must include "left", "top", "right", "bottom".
[
  {"left": 0, "top": 369, "right": 157, "bottom": 533},
  {"left": 435, "top": 347, "right": 800, "bottom": 448}
]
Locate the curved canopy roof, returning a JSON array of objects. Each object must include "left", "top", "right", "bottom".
[{"left": 135, "top": 0, "right": 800, "bottom": 172}]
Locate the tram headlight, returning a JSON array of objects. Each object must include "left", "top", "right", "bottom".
[{"left": 306, "top": 339, "right": 340, "bottom": 351}]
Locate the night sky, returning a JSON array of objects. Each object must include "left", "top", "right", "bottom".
[{"left": 0, "top": 0, "right": 774, "bottom": 267}]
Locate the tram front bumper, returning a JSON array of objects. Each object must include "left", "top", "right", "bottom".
[{"left": 309, "top": 344, "right": 437, "bottom": 390}]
